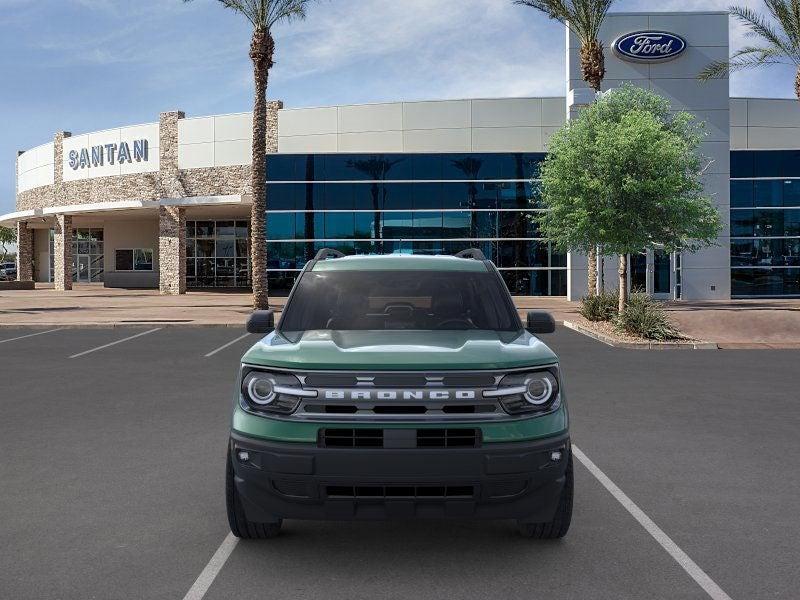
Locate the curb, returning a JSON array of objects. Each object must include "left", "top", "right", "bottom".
[
  {"left": 562, "top": 321, "right": 718, "bottom": 350},
  {"left": 0, "top": 322, "right": 247, "bottom": 329}
]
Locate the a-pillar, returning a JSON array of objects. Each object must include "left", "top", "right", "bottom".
[
  {"left": 159, "top": 205, "right": 186, "bottom": 295},
  {"left": 53, "top": 214, "right": 73, "bottom": 291},
  {"left": 16, "top": 221, "right": 33, "bottom": 282}
]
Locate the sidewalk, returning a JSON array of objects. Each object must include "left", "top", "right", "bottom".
[{"left": 1, "top": 284, "right": 798, "bottom": 347}]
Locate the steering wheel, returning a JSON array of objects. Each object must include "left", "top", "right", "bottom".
[{"left": 435, "top": 318, "right": 475, "bottom": 330}]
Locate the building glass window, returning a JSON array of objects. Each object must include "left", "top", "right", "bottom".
[
  {"left": 264, "top": 153, "right": 563, "bottom": 297},
  {"left": 731, "top": 150, "right": 800, "bottom": 297},
  {"left": 186, "top": 220, "right": 251, "bottom": 288}
]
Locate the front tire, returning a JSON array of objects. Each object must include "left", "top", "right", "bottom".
[
  {"left": 226, "top": 449, "right": 282, "bottom": 539},
  {"left": 517, "top": 451, "right": 573, "bottom": 539}
]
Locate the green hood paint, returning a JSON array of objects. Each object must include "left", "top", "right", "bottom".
[{"left": 241, "top": 329, "right": 558, "bottom": 371}]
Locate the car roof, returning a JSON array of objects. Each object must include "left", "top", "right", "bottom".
[{"left": 310, "top": 254, "right": 489, "bottom": 273}]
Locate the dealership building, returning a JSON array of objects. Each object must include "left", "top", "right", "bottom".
[{"left": 4, "top": 11, "right": 800, "bottom": 299}]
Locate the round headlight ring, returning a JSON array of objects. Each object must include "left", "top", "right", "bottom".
[
  {"left": 524, "top": 375, "right": 553, "bottom": 405},
  {"left": 246, "top": 374, "right": 276, "bottom": 405}
]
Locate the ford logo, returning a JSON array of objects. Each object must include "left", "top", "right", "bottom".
[{"left": 613, "top": 31, "right": 687, "bottom": 62}]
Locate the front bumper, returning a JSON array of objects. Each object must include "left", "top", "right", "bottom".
[{"left": 230, "top": 431, "right": 570, "bottom": 522}]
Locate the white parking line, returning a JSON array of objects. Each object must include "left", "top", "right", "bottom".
[
  {"left": 182, "top": 533, "right": 239, "bottom": 600},
  {"left": 204, "top": 333, "right": 251, "bottom": 358},
  {"left": 69, "top": 328, "right": 162, "bottom": 359},
  {"left": 572, "top": 445, "right": 733, "bottom": 600},
  {"left": 0, "top": 328, "right": 63, "bottom": 345}
]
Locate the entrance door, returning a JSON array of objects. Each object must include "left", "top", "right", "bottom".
[
  {"left": 652, "top": 249, "right": 672, "bottom": 299},
  {"left": 77, "top": 255, "right": 90, "bottom": 282},
  {"left": 630, "top": 253, "right": 647, "bottom": 293}
]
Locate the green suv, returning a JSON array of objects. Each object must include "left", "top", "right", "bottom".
[{"left": 227, "top": 249, "right": 571, "bottom": 539}]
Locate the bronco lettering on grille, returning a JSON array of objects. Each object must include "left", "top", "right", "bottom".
[{"left": 323, "top": 390, "right": 477, "bottom": 400}]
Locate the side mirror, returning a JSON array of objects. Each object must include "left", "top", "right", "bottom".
[
  {"left": 246, "top": 310, "right": 275, "bottom": 334},
  {"left": 526, "top": 311, "right": 556, "bottom": 334}
]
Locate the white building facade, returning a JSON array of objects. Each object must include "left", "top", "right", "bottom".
[{"left": 3, "top": 11, "right": 799, "bottom": 299}]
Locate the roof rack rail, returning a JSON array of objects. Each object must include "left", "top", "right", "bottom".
[
  {"left": 314, "top": 248, "right": 346, "bottom": 261},
  {"left": 454, "top": 248, "right": 487, "bottom": 261}
]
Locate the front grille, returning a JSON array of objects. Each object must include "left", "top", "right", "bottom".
[
  {"left": 325, "top": 485, "right": 475, "bottom": 499},
  {"left": 417, "top": 428, "right": 480, "bottom": 448},
  {"left": 319, "top": 428, "right": 481, "bottom": 448},
  {"left": 321, "top": 428, "right": 383, "bottom": 448}
]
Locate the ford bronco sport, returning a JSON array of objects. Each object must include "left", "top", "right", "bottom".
[{"left": 227, "top": 249, "right": 571, "bottom": 539}]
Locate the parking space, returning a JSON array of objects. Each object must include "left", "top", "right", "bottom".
[{"left": 1, "top": 326, "right": 798, "bottom": 599}]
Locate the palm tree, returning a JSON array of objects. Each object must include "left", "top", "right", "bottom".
[
  {"left": 699, "top": 2, "right": 800, "bottom": 101},
  {"left": 185, "top": 0, "right": 313, "bottom": 309},
  {"left": 515, "top": 0, "right": 615, "bottom": 295}
]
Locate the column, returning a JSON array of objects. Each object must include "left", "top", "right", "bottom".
[
  {"left": 16, "top": 221, "right": 33, "bottom": 281},
  {"left": 159, "top": 205, "right": 185, "bottom": 295},
  {"left": 53, "top": 214, "right": 73, "bottom": 291}
]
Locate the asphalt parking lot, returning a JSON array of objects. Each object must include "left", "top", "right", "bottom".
[{"left": 1, "top": 326, "right": 798, "bottom": 600}]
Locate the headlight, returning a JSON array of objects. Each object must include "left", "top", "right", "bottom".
[
  {"left": 485, "top": 367, "right": 560, "bottom": 415},
  {"left": 240, "top": 368, "right": 316, "bottom": 414}
]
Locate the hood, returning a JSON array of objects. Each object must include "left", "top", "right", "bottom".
[{"left": 241, "top": 329, "right": 558, "bottom": 371}]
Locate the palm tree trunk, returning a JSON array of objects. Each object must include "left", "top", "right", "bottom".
[
  {"left": 580, "top": 39, "right": 604, "bottom": 296},
  {"left": 618, "top": 254, "right": 628, "bottom": 314},
  {"left": 796, "top": 67, "right": 800, "bottom": 102},
  {"left": 249, "top": 29, "right": 274, "bottom": 310}
]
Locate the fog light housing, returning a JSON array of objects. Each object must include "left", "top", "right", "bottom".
[
  {"left": 550, "top": 450, "right": 562, "bottom": 462},
  {"left": 237, "top": 450, "right": 250, "bottom": 462}
]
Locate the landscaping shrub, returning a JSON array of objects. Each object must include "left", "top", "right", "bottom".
[
  {"left": 579, "top": 290, "right": 619, "bottom": 322},
  {"left": 614, "top": 293, "right": 684, "bottom": 340}
]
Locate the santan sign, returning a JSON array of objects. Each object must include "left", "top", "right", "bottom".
[
  {"left": 67, "top": 139, "right": 149, "bottom": 170},
  {"left": 613, "top": 31, "right": 687, "bottom": 62}
]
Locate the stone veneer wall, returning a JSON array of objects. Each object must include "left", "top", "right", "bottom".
[
  {"left": 53, "top": 214, "right": 73, "bottom": 291},
  {"left": 16, "top": 102, "right": 283, "bottom": 211},
  {"left": 15, "top": 221, "right": 33, "bottom": 281},
  {"left": 158, "top": 206, "right": 186, "bottom": 294}
]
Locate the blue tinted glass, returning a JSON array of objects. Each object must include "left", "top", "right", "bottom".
[
  {"left": 345, "top": 155, "right": 408, "bottom": 180},
  {"left": 783, "top": 180, "right": 800, "bottom": 207},
  {"left": 441, "top": 183, "right": 470, "bottom": 209},
  {"left": 498, "top": 210, "right": 532, "bottom": 238},
  {"left": 266, "top": 213, "right": 295, "bottom": 240},
  {"left": 551, "top": 269, "right": 567, "bottom": 295},
  {"left": 730, "top": 210, "right": 753, "bottom": 237},
  {"left": 383, "top": 212, "right": 413, "bottom": 238},
  {"left": 382, "top": 183, "right": 413, "bottom": 210},
  {"left": 355, "top": 213, "right": 378, "bottom": 238},
  {"left": 785, "top": 210, "right": 800, "bottom": 236},
  {"left": 473, "top": 211, "right": 498, "bottom": 238},
  {"left": 299, "top": 155, "right": 325, "bottom": 180},
  {"left": 550, "top": 244, "right": 567, "bottom": 268},
  {"left": 413, "top": 212, "right": 443, "bottom": 238},
  {"left": 266, "top": 155, "right": 297, "bottom": 181},
  {"left": 517, "top": 153, "right": 546, "bottom": 179},
  {"left": 324, "top": 183, "right": 354, "bottom": 210},
  {"left": 267, "top": 242, "right": 296, "bottom": 269},
  {"left": 753, "top": 209, "right": 784, "bottom": 236},
  {"left": 324, "top": 213, "right": 354, "bottom": 238},
  {"left": 754, "top": 180, "right": 783, "bottom": 207},
  {"left": 499, "top": 182, "right": 531, "bottom": 209},
  {"left": 471, "top": 183, "right": 498, "bottom": 209},
  {"left": 354, "top": 240, "right": 381, "bottom": 255},
  {"left": 781, "top": 150, "right": 800, "bottom": 177},
  {"left": 730, "top": 151, "right": 754, "bottom": 178},
  {"left": 442, "top": 211, "right": 471, "bottom": 237},
  {"left": 353, "top": 182, "right": 382, "bottom": 210},
  {"left": 730, "top": 181, "right": 753, "bottom": 208},
  {"left": 267, "top": 184, "right": 299, "bottom": 210},
  {"left": 325, "top": 155, "right": 357, "bottom": 180},
  {"left": 754, "top": 151, "right": 783, "bottom": 177},
  {"left": 412, "top": 182, "right": 443, "bottom": 209},
  {"left": 412, "top": 155, "right": 443, "bottom": 179},
  {"left": 383, "top": 154, "right": 412, "bottom": 179}
]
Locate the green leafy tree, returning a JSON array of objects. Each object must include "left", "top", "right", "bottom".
[
  {"left": 184, "top": 0, "right": 315, "bottom": 309},
  {"left": 0, "top": 226, "right": 15, "bottom": 263},
  {"left": 535, "top": 85, "right": 722, "bottom": 313},
  {"left": 699, "top": 2, "right": 800, "bottom": 100},
  {"left": 515, "top": 0, "right": 616, "bottom": 294}
]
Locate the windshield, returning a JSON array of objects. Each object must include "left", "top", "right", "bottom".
[{"left": 279, "top": 270, "right": 521, "bottom": 341}]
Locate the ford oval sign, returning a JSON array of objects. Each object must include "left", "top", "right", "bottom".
[{"left": 613, "top": 31, "right": 687, "bottom": 63}]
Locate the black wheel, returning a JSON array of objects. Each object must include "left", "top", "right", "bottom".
[
  {"left": 517, "top": 451, "right": 573, "bottom": 539},
  {"left": 226, "top": 449, "right": 282, "bottom": 539}
]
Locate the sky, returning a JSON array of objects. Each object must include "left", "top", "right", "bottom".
[{"left": 1, "top": 0, "right": 797, "bottom": 216}]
